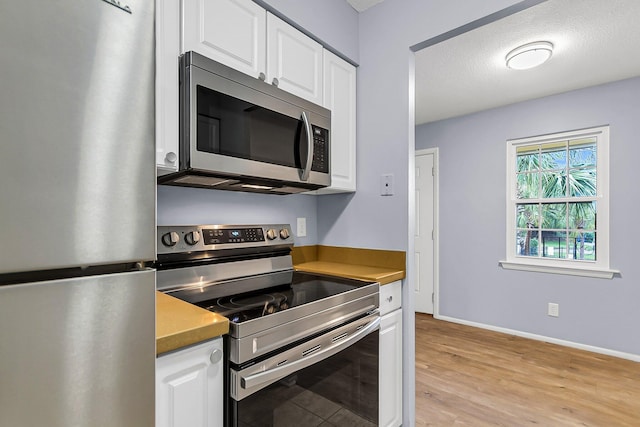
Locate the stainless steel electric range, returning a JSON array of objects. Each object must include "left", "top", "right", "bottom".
[{"left": 156, "top": 224, "right": 380, "bottom": 426}]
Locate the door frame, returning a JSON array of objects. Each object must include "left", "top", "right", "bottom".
[{"left": 415, "top": 148, "right": 439, "bottom": 317}]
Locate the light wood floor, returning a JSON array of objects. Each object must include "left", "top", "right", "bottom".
[{"left": 415, "top": 314, "right": 640, "bottom": 426}]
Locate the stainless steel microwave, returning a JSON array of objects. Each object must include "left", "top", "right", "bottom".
[{"left": 158, "top": 51, "right": 331, "bottom": 194}]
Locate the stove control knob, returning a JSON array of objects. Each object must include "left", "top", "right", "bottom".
[
  {"left": 161, "top": 231, "right": 180, "bottom": 247},
  {"left": 279, "top": 228, "right": 290, "bottom": 240},
  {"left": 266, "top": 228, "right": 278, "bottom": 240},
  {"left": 184, "top": 230, "right": 201, "bottom": 246}
]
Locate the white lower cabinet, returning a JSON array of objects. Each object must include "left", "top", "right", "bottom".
[
  {"left": 156, "top": 338, "right": 224, "bottom": 427},
  {"left": 379, "top": 281, "right": 403, "bottom": 427}
]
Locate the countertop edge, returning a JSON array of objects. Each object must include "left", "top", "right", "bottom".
[{"left": 156, "top": 291, "right": 229, "bottom": 356}]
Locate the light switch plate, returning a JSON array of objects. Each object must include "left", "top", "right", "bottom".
[
  {"left": 296, "top": 217, "right": 307, "bottom": 237},
  {"left": 381, "top": 173, "right": 394, "bottom": 196}
]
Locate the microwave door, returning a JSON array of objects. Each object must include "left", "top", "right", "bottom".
[
  {"left": 243, "top": 105, "right": 302, "bottom": 172},
  {"left": 191, "top": 86, "right": 311, "bottom": 182}
]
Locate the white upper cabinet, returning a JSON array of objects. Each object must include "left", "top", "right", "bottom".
[
  {"left": 156, "top": 0, "right": 357, "bottom": 182},
  {"left": 181, "top": 2, "right": 322, "bottom": 104},
  {"left": 182, "top": 0, "right": 266, "bottom": 79},
  {"left": 266, "top": 13, "right": 323, "bottom": 105},
  {"left": 316, "top": 49, "right": 357, "bottom": 194},
  {"left": 156, "top": 0, "right": 181, "bottom": 172}
]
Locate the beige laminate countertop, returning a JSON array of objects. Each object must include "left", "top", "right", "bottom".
[
  {"left": 292, "top": 245, "right": 406, "bottom": 286},
  {"left": 156, "top": 291, "right": 229, "bottom": 355},
  {"left": 294, "top": 261, "right": 404, "bottom": 285}
]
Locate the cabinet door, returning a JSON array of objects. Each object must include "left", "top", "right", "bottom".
[
  {"left": 156, "top": 0, "right": 180, "bottom": 171},
  {"left": 156, "top": 338, "right": 224, "bottom": 427},
  {"left": 266, "top": 13, "right": 323, "bottom": 105},
  {"left": 379, "top": 309, "right": 403, "bottom": 427},
  {"left": 316, "top": 50, "right": 357, "bottom": 194},
  {"left": 182, "top": 0, "right": 266, "bottom": 78}
]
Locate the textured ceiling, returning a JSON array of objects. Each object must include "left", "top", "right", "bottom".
[{"left": 414, "top": 0, "right": 640, "bottom": 125}]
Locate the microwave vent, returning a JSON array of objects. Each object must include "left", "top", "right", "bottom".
[
  {"left": 173, "top": 175, "right": 238, "bottom": 187},
  {"left": 274, "top": 186, "right": 311, "bottom": 194},
  {"left": 158, "top": 170, "right": 323, "bottom": 195}
]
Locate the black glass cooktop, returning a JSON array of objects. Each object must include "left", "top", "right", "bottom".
[{"left": 195, "top": 272, "right": 371, "bottom": 324}]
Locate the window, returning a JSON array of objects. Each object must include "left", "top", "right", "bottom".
[{"left": 501, "top": 126, "right": 617, "bottom": 278}]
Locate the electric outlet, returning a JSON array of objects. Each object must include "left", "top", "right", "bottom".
[
  {"left": 548, "top": 302, "right": 559, "bottom": 317},
  {"left": 380, "top": 173, "right": 394, "bottom": 196},
  {"left": 296, "top": 217, "right": 307, "bottom": 237}
]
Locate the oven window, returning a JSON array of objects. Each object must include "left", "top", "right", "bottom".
[{"left": 231, "top": 331, "right": 379, "bottom": 426}]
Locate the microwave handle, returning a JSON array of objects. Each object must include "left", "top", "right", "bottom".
[{"left": 300, "top": 111, "right": 313, "bottom": 181}]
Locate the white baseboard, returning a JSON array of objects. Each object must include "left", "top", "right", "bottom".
[{"left": 434, "top": 314, "right": 640, "bottom": 363}]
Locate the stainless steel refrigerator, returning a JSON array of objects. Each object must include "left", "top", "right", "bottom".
[{"left": 0, "top": 1, "right": 156, "bottom": 425}]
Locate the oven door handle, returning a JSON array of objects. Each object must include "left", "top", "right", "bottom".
[{"left": 240, "top": 315, "right": 380, "bottom": 391}]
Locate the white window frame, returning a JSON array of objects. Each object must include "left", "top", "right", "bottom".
[{"left": 500, "top": 125, "right": 619, "bottom": 279}]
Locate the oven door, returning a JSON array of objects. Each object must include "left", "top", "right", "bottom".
[
  {"left": 181, "top": 52, "right": 331, "bottom": 188},
  {"left": 228, "top": 312, "right": 380, "bottom": 426}
]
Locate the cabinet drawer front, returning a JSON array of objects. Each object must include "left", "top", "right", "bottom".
[{"left": 379, "top": 280, "right": 402, "bottom": 315}]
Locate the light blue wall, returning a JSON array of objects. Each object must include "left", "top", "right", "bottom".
[
  {"left": 157, "top": 186, "right": 319, "bottom": 246},
  {"left": 258, "top": 0, "right": 359, "bottom": 63},
  {"left": 317, "top": 0, "right": 520, "bottom": 251},
  {"left": 416, "top": 77, "right": 640, "bottom": 356}
]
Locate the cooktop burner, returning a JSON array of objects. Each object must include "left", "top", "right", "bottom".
[
  {"left": 225, "top": 292, "right": 289, "bottom": 311},
  {"left": 194, "top": 272, "right": 368, "bottom": 324},
  {"left": 199, "top": 290, "right": 291, "bottom": 322}
]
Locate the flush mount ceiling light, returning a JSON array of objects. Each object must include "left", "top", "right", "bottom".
[{"left": 506, "top": 41, "right": 554, "bottom": 70}]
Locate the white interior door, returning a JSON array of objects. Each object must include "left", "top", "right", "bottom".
[{"left": 415, "top": 150, "right": 435, "bottom": 314}]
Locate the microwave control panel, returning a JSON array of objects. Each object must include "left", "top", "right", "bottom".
[{"left": 311, "top": 126, "right": 329, "bottom": 173}]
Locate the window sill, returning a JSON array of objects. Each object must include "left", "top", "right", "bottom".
[{"left": 499, "top": 260, "right": 620, "bottom": 279}]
